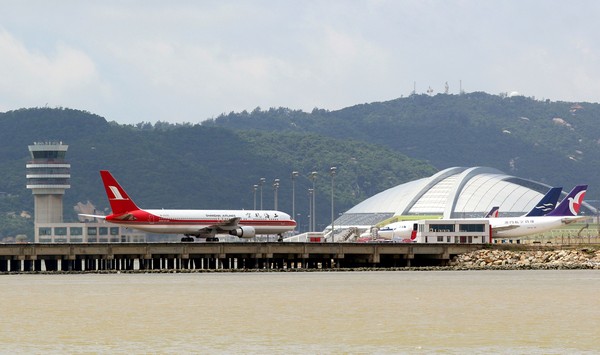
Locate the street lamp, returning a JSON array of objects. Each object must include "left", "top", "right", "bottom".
[
  {"left": 273, "top": 178, "right": 280, "bottom": 210},
  {"left": 253, "top": 184, "right": 258, "bottom": 210},
  {"left": 330, "top": 166, "right": 337, "bottom": 242},
  {"left": 291, "top": 171, "right": 299, "bottom": 227},
  {"left": 308, "top": 188, "right": 313, "bottom": 232},
  {"left": 259, "top": 178, "right": 266, "bottom": 210},
  {"left": 309, "top": 171, "right": 317, "bottom": 232}
]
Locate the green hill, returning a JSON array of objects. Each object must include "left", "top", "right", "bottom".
[
  {"left": 0, "top": 107, "right": 435, "bottom": 239},
  {"left": 3, "top": 92, "right": 600, "bottom": 240},
  {"left": 205, "top": 92, "right": 600, "bottom": 192}
]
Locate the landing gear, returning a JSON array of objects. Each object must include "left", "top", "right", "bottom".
[
  {"left": 277, "top": 234, "right": 283, "bottom": 242},
  {"left": 181, "top": 236, "right": 195, "bottom": 242},
  {"left": 205, "top": 237, "right": 219, "bottom": 242}
]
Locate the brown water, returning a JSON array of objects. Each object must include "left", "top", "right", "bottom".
[{"left": 1, "top": 270, "right": 598, "bottom": 354}]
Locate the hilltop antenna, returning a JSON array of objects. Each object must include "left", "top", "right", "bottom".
[{"left": 444, "top": 82, "right": 449, "bottom": 94}]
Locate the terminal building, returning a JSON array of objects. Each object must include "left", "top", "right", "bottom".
[
  {"left": 26, "top": 141, "right": 145, "bottom": 243},
  {"left": 328, "top": 166, "right": 595, "bottom": 241}
]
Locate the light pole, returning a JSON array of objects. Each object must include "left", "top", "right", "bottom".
[
  {"left": 330, "top": 166, "right": 337, "bottom": 242},
  {"left": 253, "top": 184, "right": 258, "bottom": 210},
  {"left": 291, "top": 171, "right": 299, "bottom": 227},
  {"left": 273, "top": 178, "right": 280, "bottom": 210},
  {"left": 308, "top": 188, "right": 313, "bottom": 232},
  {"left": 310, "top": 171, "right": 317, "bottom": 232},
  {"left": 259, "top": 177, "right": 265, "bottom": 210}
]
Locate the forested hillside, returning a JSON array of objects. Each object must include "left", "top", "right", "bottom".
[
  {"left": 0, "top": 108, "right": 435, "bottom": 239},
  {"left": 206, "top": 92, "right": 600, "bottom": 190},
  {"left": 2, "top": 92, "right": 599, "bottom": 240}
]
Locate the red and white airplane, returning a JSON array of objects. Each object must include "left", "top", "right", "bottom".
[{"left": 81, "top": 170, "right": 297, "bottom": 242}]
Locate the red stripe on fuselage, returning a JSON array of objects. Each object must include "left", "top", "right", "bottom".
[
  {"left": 105, "top": 209, "right": 297, "bottom": 231},
  {"left": 107, "top": 217, "right": 296, "bottom": 226}
]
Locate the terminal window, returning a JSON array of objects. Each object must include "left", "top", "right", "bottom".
[
  {"left": 31, "top": 150, "right": 66, "bottom": 160},
  {"left": 459, "top": 224, "right": 485, "bottom": 232},
  {"left": 54, "top": 227, "right": 67, "bottom": 236},
  {"left": 429, "top": 224, "right": 455, "bottom": 232},
  {"left": 70, "top": 227, "right": 83, "bottom": 236},
  {"left": 99, "top": 227, "right": 108, "bottom": 235},
  {"left": 39, "top": 227, "right": 51, "bottom": 236},
  {"left": 110, "top": 227, "right": 119, "bottom": 236},
  {"left": 87, "top": 227, "right": 97, "bottom": 236}
]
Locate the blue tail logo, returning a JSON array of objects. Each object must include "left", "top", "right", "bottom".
[{"left": 525, "top": 187, "right": 562, "bottom": 217}]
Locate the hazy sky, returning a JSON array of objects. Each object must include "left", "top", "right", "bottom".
[{"left": 1, "top": 0, "right": 599, "bottom": 124}]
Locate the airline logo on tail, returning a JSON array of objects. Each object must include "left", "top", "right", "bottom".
[
  {"left": 108, "top": 186, "right": 128, "bottom": 200},
  {"left": 568, "top": 190, "right": 586, "bottom": 215},
  {"left": 547, "top": 185, "right": 587, "bottom": 217},
  {"left": 525, "top": 187, "right": 562, "bottom": 217},
  {"left": 484, "top": 206, "right": 499, "bottom": 218},
  {"left": 534, "top": 203, "right": 555, "bottom": 213},
  {"left": 100, "top": 170, "right": 140, "bottom": 215}
]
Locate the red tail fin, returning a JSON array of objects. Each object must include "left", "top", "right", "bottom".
[{"left": 100, "top": 170, "right": 140, "bottom": 215}]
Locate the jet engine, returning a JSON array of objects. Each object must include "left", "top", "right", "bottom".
[{"left": 229, "top": 226, "right": 256, "bottom": 238}]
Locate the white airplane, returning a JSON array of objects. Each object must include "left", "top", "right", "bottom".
[
  {"left": 370, "top": 185, "right": 587, "bottom": 240},
  {"left": 80, "top": 170, "right": 297, "bottom": 242},
  {"left": 487, "top": 185, "right": 585, "bottom": 238}
]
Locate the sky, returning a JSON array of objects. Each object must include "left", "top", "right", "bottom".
[{"left": 1, "top": 0, "right": 599, "bottom": 124}]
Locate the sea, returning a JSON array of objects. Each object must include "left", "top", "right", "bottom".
[{"left": 1, "top": 270, "right": 598, "bottom": 354}]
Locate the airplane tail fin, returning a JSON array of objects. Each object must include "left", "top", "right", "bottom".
[
  {"left": 546, "top": 185, "right": 587, "bottom": 217},
  {"left": 524, "top": 187, "right": 562, "bottom": 217},
  {"left": 484, "top": 206, "right": 499, "bottom": 218},
  {"left": 100, "top": 170, "right": 140, "bottom": 215}
]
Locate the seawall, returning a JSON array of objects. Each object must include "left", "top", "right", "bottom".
[{"left": 450, "top": 246, "right": 600, "bottom": 270}]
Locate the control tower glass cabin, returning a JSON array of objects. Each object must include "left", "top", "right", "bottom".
[{"left": 26, "top": 142, "right": 71, "bottom": 223}]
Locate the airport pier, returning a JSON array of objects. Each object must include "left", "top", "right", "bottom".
[{"left": 0, "top": 242, "right": 484, "bottom": 272}]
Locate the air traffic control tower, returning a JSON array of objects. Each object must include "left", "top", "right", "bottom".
[{"left": 26, "top": 142, "right": 71, "bottom": 223}]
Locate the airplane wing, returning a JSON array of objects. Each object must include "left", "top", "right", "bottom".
[
  {"left": 188, "top": 217, "right": 242, "bottom": 238},
  {"left": 562, "top": 216, "right": 586, "bottom": 224},
  {"left": 79, "top": 213, "right": 136, "bottom": 221},
  {"left": 205, "top": 217, "right": 241, "bottom": 231},
  {"left": 78, "top": 213, "right": 107, "bottom": 219},
  {"left": 490, "top": 224, "right": 520, "bottom": 232},
  {"left": 113, "top": 213, "right": 136, "bottom": 221}
]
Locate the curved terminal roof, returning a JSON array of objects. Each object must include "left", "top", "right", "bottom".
[{"left": 336, "top": 166, "right": 592, "bottom": 228}]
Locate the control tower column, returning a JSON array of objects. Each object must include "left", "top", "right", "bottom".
[{"left": 26, "top": 142, "right": 71, "bottom": 224}]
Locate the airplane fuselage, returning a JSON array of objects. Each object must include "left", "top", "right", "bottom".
[
  {"left": 374, "top": 216, "right": 584, "bottom": 240},
  {"left": 488, "top": 216, "right": 583, "bottom": 238},
  {"left": 375, "top": 222, "right": 413, "bottom": 240},
  {"left": 106, "top": 208, "right": 296, "bottom": 236},
  {"left": 91, "top": 170, "right": 298, "bottom": 241}
]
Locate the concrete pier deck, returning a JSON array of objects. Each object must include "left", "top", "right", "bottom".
[{"left": 0, "top": 242, "right": 485, "bottom": 272}]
